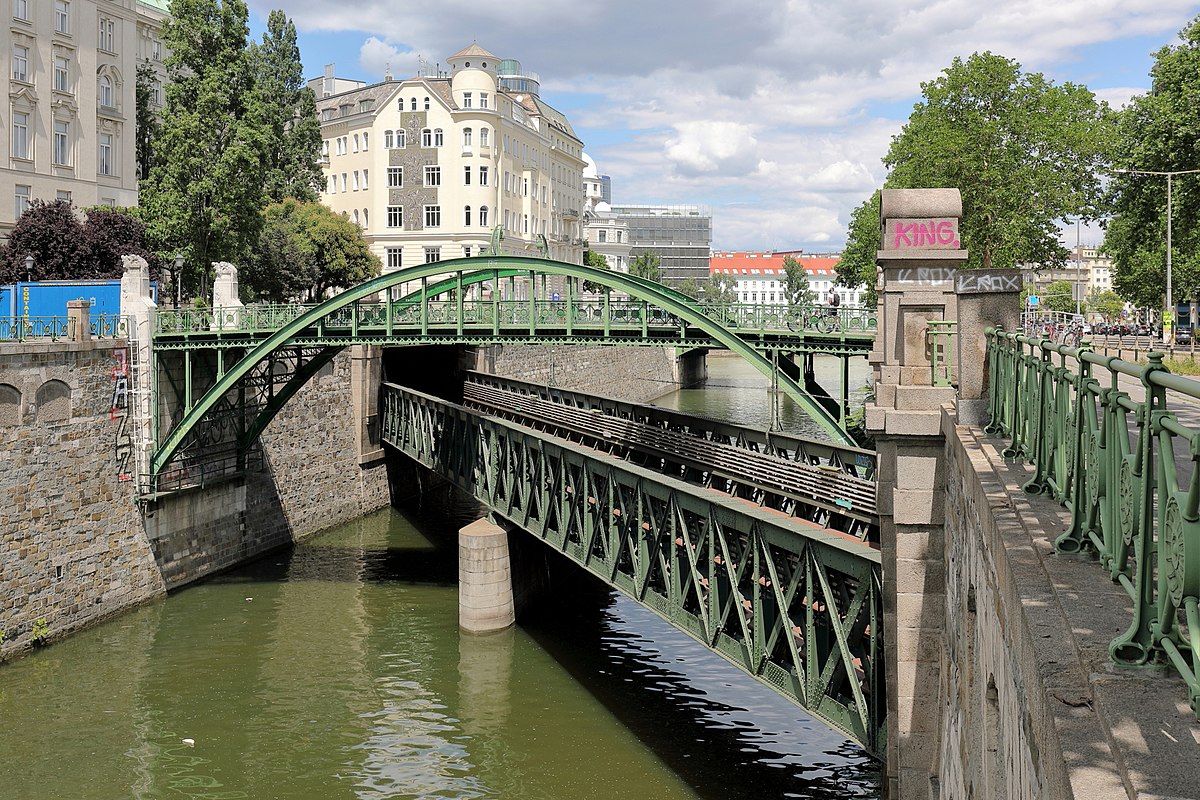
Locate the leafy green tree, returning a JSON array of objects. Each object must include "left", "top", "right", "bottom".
[
  {"left": 629, "top": 252, "right": 661, "bottom": 282},
  {"left": 1042, "top": 280, "right": 1076, "bottom": 312},
  {"left": 1105, "top": 15, "right": 1200, "bottom": 311},
  {"left": 134, "top": 60, "right": 159, "bottom": 181},
  {"left": 140, "top": 0, "right": 268, "bottom": 298},
  {"left": 881, "top": 52, "right": 1115, "bottom": 271},
  {"left": 677, "top": 277, "right": 700, "bottom": 299},
  {"left": 703, "top": 273, "right": 737, "bottom": 305},
  {"left": 1091, "top": 289, "right": 1126, "bottom": 321},
  {"left": 782, "top": 255, "right": 816, "bottom": 308},
  {"left": 84, "top": 207, "right": 160, "bottom": 277},
  {"left": 837, "top": 192, "right": 880, "bottom": 304},
  {"left": 581, "top": 249, "right": 610, "bottom": 293},
  {"left": 251, "top": 10, "right": 322, "bottom": 203},
  {"left": 244, "top": 200, "right": 380, "bottom": 301}
]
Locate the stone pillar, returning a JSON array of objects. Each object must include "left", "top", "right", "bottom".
[
  {"left": 211, "top": 261, "right": 244, "bottom": 330},
  {"left": 867, "top": 189, "right": 965, "bottom": 800},
  {"left": 459, "top": 517, "right": 516, "bottom": 633},
  {"left": 119, "top": 254, "right": 157, "bottom": 491},
  {"left": 66, "top": 299, "right": 90, "bottom": 343},
  {"left": 953, "top": 270, "right": 1022, "bottom": 426}
]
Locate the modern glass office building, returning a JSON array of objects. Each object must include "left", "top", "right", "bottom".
[{"left": 609, "top": 204, "right": 713, "bottom": 283}]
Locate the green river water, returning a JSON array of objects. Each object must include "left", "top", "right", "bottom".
[{"left": 0, "top": 355, "right": 878, "bottom": 799}]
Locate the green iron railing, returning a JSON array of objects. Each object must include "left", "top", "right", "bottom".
[
  {"left": 985, "top": 327, "right": 1200, "bottom": 717},
  {"left": 0, "top": 314, "right": 128, "bottom": 342},
  {"left": 928, "top": 321, "right": 958, "bottom": 387},
  {"left": 382, "top": 381, "right": 885, "bottom": 753}
]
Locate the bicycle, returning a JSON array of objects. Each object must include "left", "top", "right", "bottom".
[{"left": 786, "top": 306, "right": 839, "bottom": 334}]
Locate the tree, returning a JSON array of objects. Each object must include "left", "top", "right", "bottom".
[
  {"left": 243, "top": 199, "right": 380, "bottom": 301},
  {"left": 251, "top": 10, "right": 322, "bottom": 203},
  {"left": 582, "top": 249, "right": 610, "bottom": 293},
  {"left": 140, "top": 0, "right": 269, "bottom": 298},
  {"left": 882, "top": 52, "right": 1116, "bottom": 271},
  {"left": 0, "top": 200, "right": 88, "bottom": 282},
  {"left": 1092, "top": 289, "right": 1126, "bottom": 321},
  {"left": 84, "top": 207, "right": 160, "bottom": 278},
  {"left": 782, "top": 255, "right": 816, "bottom": 308},
  {"left": 1105, "top": 15, "right": 1200, "bottom": 311},
  {"left": 704, "top": 273, "right": 737, "bottom": 305},
  {"left": 134, "top": 59, "right": 159, "bottom": 181},
  {"left": 629, "top": 252, "right": 661, "bottom": 282},
  {"left": 1042, "top": 280, "right": 1076, "bottom": 312},
  {"left": 677, "top": 277, "right": 700, "bottom": 299},
  {"left": 837, "top": 192, "right": 880, "bottom": 305}
]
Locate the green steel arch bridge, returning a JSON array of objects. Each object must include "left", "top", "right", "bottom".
[{"left": 142, "top": 256, "right": 883, "bottom": 754}]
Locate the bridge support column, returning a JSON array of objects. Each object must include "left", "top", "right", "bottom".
[
  {"left": 672, "top": 347, "right": 708, "bottom": 387},
  {"left": 867, "top": 189, "right": 965, "bottom": 800},
  {"left": 458, "top": 517, "right": 516, "bottom": 633}
]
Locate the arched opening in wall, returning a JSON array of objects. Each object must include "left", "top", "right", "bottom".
[
  {"left": 0, "top": 384, "right": 21, "bottom": 426},
  {"left": 35, "top": 379, "right": 71, "bottom": 423}
]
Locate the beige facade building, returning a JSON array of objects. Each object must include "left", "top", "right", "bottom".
[
  {"left": 314, "top": 45, "right": 587, "bottom": 272},
  {"left": 2, "top": 0, "right": 168, "bottom": 233},
  {"left": 582, "top": 153, "right": 631, "bottom": 272}
]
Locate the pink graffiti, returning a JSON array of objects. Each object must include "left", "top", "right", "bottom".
[{"left": 893, "top": 221, "right": 959, "bottom": 249}]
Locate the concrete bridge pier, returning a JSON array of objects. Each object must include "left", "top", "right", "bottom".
[
  {"left": 672, "top": 347, "right": 708, "bottom": 387},
  {"left": 458, "top": 518, "right": 517, "bottom": 633}
]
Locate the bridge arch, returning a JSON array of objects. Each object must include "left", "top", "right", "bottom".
[{"left": 151, "top": 256, "right": 854, "bottom": 480}]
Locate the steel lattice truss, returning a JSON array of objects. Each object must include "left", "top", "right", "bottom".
[{"left": 382, "top": 381, "right": 885, "bottom": 753}]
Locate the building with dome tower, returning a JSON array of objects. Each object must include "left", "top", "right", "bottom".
[
  {"left": 312, "top": 44, "right": 587, "bottom": 273},
  {"left": 583, "top": 154, "right": 631, "bottom": 273}
]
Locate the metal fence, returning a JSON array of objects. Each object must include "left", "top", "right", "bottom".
[{"left": 985, "top": 328, "right": 1200, "bottom": 718}]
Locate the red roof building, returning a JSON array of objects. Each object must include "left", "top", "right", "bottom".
[{"left": 708, "top": 251, "right": 865, "bottom": 305}]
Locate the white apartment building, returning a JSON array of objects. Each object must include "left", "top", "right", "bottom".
[
  {"left": 2, "top": 0, "right": 168, "bottom": 233},
  {"left": 710, "top": 251, "right": 866, "bottom": 305},
  {"left": 315, "top": 45, "right": 587, "bottom": 272},
  {"left": 582, "top": 153, "right": 630, "bottom": 272}
]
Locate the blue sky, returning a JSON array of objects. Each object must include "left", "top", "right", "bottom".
[{"left": 245, "top": 1, "right": 1200, "bottom": 252}]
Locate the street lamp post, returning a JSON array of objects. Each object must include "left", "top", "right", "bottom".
[
  {"left": 1075, "top": 218, "right": 1082, "bottom": 317},
  {"left": 173, "top": 252, "right": 183, "bottom": 308},
  {"left": 24, "top": 254, "right": 33, "bottom": 283},
  {"left": 1114, "top": 167, "right": 1200, "bottom": 343}
]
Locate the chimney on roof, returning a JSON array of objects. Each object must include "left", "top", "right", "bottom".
[
  {"left": 323, "top": 63, "right": 334, "bottom": 98},
  {"left": 384, "top": 61, "right": 393, "bottom": 82}
]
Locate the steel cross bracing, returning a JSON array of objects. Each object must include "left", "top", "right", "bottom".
[
  {"left": 148, "top": 257, "right": 871, "bottom": 488},
  {"left": 381, "top": 381, "right": 886, "bottom": 754},
  {"left": 462, "top": 375, "right": 879, "bottom": 542}
]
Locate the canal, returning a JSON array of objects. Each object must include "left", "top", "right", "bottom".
[{"left": 0, "top": 354, "right": 878, "bottom": 799}]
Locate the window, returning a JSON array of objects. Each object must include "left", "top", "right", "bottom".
[
  {"left": 362, "top": 169, "right": 368, "bottom": 189},
  {"left": 423, "top": 96, "right": 430, "bottom": 110},
  {"left": 56, "top": 190, "right": 71, "bottom": 202},
  {"left": 463, "top": 166, "right": 471, "bottom": 185},
  {"left": 54, "top": 0, "right": 68, "bottom": 33},
  {"left": 98, "top": 133, "right": 113, "bottom": 175},
  {"left": 98, "top": 17, "right": 114, "bottom": 51},
  {"left": 598, "top": 230, "right": 607, "bottom": 243},
  {"left": 522, "top": 177, "right": 529, "bottom": 197},
  {"left": 424, "top": 205, "right": 440, "bottom": 228},
  {"left": 463, "top": 128, "right": 472, "bottom": 148},
  {"left": 99, "top": 74, "right": 113, "bottom": 107},
  {"left": 12, "top": 45, "right": 28, "bottom": 81},
  {"left": 54, "top": 57, "right": 70, "bottom": 92},
  {"left": 479, "top": 166, "right": 489, "bottom": 186},
  {"left": 387, "top": 166, "right": 403, "bottom": 188},
  {"left": 464, "top": 206, "right": 472, "bottom": 226},
  {"left": 463, "top": 245, "right": 472, "bottom": 258},
  {"left": 362, "top": 209, "right": 368, "bottom": 229},
  {"left": 387, "top": 206, "right": 403, "bottom": 227},
  {"left": 12, "top": 112, "right": 29, "bottom": 159},
  {"left": 384, "top": 130, "right": 393, "bottom": 148},
  {"left": 424, "top": 246, "right": 440, "bottom": 263},
  {"left": 352, "top": 134, "right": 359, "bottom": 152},
  {"left": 480, "top": 127, "right": 489, "bottom": 147},
  {"left": 362, "top": 132, "right": 369, "bottom": 149},
  {"left": 395, "top": 128, "right": 406, "bottom": 148},
  {"left": 53, "top": 121, "right": 70, "bottom": 166},
  {"left": 352, "top": 170, "right": 359, "bottom": 190},
  {"left": 421, "top": 128, "right": 432, "bottom": 147},
  {"left": 340, "top": 173, "right": 347, "bottom": 192},
  {"left": 479, "top": 206, "right": 488, "bottom": 227},
  {"left": 480, "top": 93, "right": 489, "bottom": 110},
  {"left": 386, "top": 247, "right": 403, "bottom": 270},
  {"left": 15, "top": 185, "right": 31, "bottom": 218},
  {"left": 13, "top": 0, "right": 28, "bottom": 21},
  {"left": 523, "top": 214, "right": 529, "bottom": 234},
  {"left": 327, "top": 174, "right": 335, "bottom": 193},
  {"left": 434, "top": 129, "right": 443, "bottom": 147},
  {"left": 410, "top": 97, "right": 417, "bottom": 111},
  {"left": 152, "top": 40, "right": 160, "bottom": 60},
  {"left": 424, "top": 166, "right": 441, "bottom": 186},
  {"left": 353, "top": 209, "right": 359, "bottom": 224},
  {"left": 462, "top": 91, "right": 472, "bottom": 108}
]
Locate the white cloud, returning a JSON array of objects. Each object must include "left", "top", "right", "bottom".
[
  {"left": 357, "top": 37, "right": 415, "bottom": 81},
  {"left": 1092, "top": 87, "right": 1145, "bottom": 109}
]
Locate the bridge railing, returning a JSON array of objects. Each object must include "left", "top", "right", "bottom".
[
  {"left": 985, "top": 328, "right": 1200, "bottom": 718},
  {"left": 151, "top": 298, "right": 877, "bottom": 338},
  {"left": 0, "top": 314, "right": 128, "bottom": 342}
]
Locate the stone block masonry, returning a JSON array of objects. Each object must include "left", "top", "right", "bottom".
[
  {"left": 478, "top": 344, "right": 681, "bottom": 404},
  {"left": 1, "top": 342, "right": 390, "bottom": 659}
]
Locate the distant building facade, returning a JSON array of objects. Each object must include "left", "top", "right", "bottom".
[
  {"left": 582, "top": 154, "right": 630, "bottom": 272},
  {"left": 615, "top": 204, "right": 712, "bottom": 284},
  {"left": 1, "top": 0, "right": 169, "bottom": 233},
  {"left": 313, "top": 45, "right": 587, "bottom": 271},
  {"left": 709, "top": 251, "right": 865, "bottom": 305}
]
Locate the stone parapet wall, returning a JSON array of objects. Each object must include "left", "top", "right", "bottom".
[
  {"left": 477, "top": 344, "right": 679, "bottom": 403},
  {"left": 0, "top": 341, "right": 164, "bottom": 657}
]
